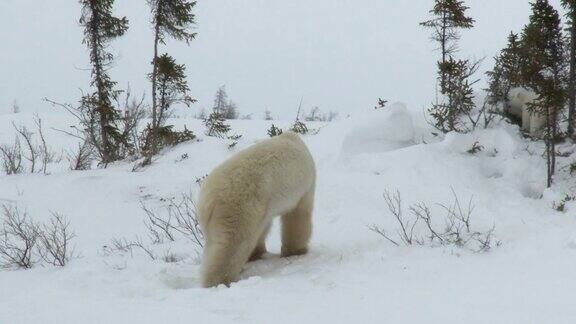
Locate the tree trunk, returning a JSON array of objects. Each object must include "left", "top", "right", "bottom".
[
  {"left": 440, "top": 11, "right": 448, "bottom": 94},
  {"left": 546, "top": 105, "right": 557, "bottom": 188},
  {"left": 568, "top": 17, "right": 576, "bottom": 138},
  {"left": 149, "top": 4, "right": 162, "bottom": 155},
  {"left": 89, "top": 0, "right": 111, "bottom": 164},
  {"left": 151, "top": 23, "right": 160, "bottom": 129}
]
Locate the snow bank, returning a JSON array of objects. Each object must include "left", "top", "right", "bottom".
[
  {"left": 440, "top": 125, "right": 547, "bottom": 199},
  {"left": 340, "top": 102, "right": 415, "bottom": 156},
  {"left": 2, "top": 111, "right": 576, "bottom": 324}
]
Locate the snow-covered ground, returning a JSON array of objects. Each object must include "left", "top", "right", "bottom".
[{"left": 1, "top": 106, "right": 576, "bottom": 324}]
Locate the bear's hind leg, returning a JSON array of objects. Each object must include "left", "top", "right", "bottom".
[
  {"left": 281, "top": 189, "right": 314, "bottom": 257},
  {"left": 201, "top": 214, "right": 265, "bottom": 287},
  {"left": 249, "top": 223, "right": 270, "bottom": 261},
  {"left": 522, "top": 105, "right": 531, "bottom": 133}
]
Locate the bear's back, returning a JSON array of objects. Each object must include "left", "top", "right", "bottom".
[{"left": 199, "top": 132, "right": 315, "bottom": 215}]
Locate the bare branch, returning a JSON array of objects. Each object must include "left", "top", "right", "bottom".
[
  {"left": 371, "top": 189, "right": 498, "bottom": 253},
  {"left": 37, "top": 213, "right": 77, "bottom": 266},
  {"left": 0, "top": 205, "right": 40, "bottom": 269}
]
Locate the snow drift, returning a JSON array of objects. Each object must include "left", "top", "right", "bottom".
[{"left": 341, "top": 102, "right": 415, "bottom": 156}]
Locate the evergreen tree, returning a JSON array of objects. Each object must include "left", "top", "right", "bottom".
[
  {"left": 204, "top": 111, "right": 231, "bottom": 138},
  {"left": 79, "top": 0, "right": 128, "bottom": 164},
  {"left": 196, "top": 108, "right": 207, "bottom": 120},
  {"left": 561, "top": 0, "right": 576, "bottom": 138},
  {"left": 305, "top": 107, "right": 321, "bottom": 122},
  {"left": 211, "top": 86, "right": 238, "bottom": 119},
  {"left": 152, "top": 54, "right": 195, "bottom": 125},
  {"left": 421, "top": 0, "right": 478, "bottom": 133},
  {"left": 12, "top": 100, "right": 20, "bottom": 114},
  {"left": 212, "top": 86, "right": 229, "bottom": 115},
  {"left": 486, "top": 32, "right": 524, "bottom": 110},
  {"left": 224, "top": 101, "right": 239, "bottom": 119},
  {"left": 420, "top": 0, "right": 474, "bottom": 93},
  {"left": 142, "top": 53, "right": 196, "bottom": 157},
  {"left": 429, "top": 57, "right": 480, "bottom": 132},
  {"left": 264, "top": 109, "right": 273, "bottom": 120},
  {"left": 521, "top": 0, "right": 567, "bottom": 187},
  {"left": 147, "top": 0, "right": 197, "bottom": 155},
  {"left": 267, "top": 124, "right": 283, "bottom": 137}
]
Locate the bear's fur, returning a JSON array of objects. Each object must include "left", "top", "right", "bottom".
[
  {"left": 198, "top": 131, "right": 316, "bottom": 288},
  {"left": 508, "top": 87, "right": 546, "bottom": 137}
]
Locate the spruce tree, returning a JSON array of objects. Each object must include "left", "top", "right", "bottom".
[
  {"left": 486, "top": 32, "right": 524, "bottom": 111},
  {"left": 79, "top": 0, "right": 128, "bottom": 164},
  {"left": 212, "top": 86, "right": 229, "bottom": 115},
  {"left": 562, "top": 0, "right": 576, "bottom": 138},
  {"left": 152, "top": 54, "right": 194, "bottom": 124},
  {"left": 142, "top": 53, "right": 196, "bottom": 156},
  {"left": 147, "top": 0, "right": 197, "bottom": 155},
  {"left": 521, "top": 0, "right": 567, "bottom": 187},
  {"left": 224, "top": 101, "right": 239, "bottom": 119},
  {"left": 420, "top": 0, "right": 474, "bottom": 93},
  {"left": 204, "top": 111, "right": 231, "bottom": 138},
  {"left": 267, "top": 124, "right": 283, "bottom": 137},
  {"left": 429, "top": 58, "right": 479, "bottom": 132},
  {"left": 421, "top": 0, "right": 478, "bottom": 133}
]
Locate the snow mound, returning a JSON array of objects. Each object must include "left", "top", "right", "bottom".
[
  {"left": 341, "top": 102, "right": 415, "bottom": 156},
  {"left": 441, "top": 125, "right": 521, "bottom": 156}
]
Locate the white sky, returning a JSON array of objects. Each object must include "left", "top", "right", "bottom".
[{"left": 0, "top": 0, "right": 565, "bottom": 119}]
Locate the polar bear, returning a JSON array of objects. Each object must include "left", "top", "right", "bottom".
[
  {"left": 198, "top": 131, "right": 316, "bottom": 288},
  {"left": 508, "top": 87, "right": 546, "bottom": 137}
]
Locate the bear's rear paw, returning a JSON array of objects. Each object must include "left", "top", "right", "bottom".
[
  {"left": 281, "top": 247, "right": 308, "bottom": 258},
  {"left": 249, "top": 246, "right": 267, "bottom": 261}
]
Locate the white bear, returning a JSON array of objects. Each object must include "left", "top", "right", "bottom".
[
  {"left": 198, "top": 131, "right": 316, "bottom": 288},
  {"left": 508, "top": 87, "right": 546, "bottom": 137}
]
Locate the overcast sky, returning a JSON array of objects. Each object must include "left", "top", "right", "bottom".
[{"left": 0, "top": 0, "right": 566, "bottom": 119}]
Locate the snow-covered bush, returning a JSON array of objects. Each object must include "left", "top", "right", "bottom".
[
  {"left": 105, "top": 192, "right": 204, "bottom": 263},
  {"left": 142, "top": 192, "right": 203, "bottom": 248},
  {"left": 103, "top": 237, "right": 156, "bottom": 260},
  {"left": 0, "top": 205, "right": 76, "bottom": 269},
  {"left": 0, "top": 205, "right": 39, "bottom": 269},
  {"left": 267, "top": 124, "right": 283, "bottom": 137},
  {"left": 370, "top": 190, "right": 499, "bottom": 253},
  {"left": 552, "top": 195, "right": 576, "bottom": 213},
  {"left": 37, "top": 213, "right": 77, "bottom": 267},
  {"left": 0, "top": 117, "right": 55, "bottom": 175},
  {"left": 0, "top": 140, "right": 23, "bottom": 175},
  {"left": 290, "top": 119, "right": 309, "bottom": 135},
  {"left": 67, "top": 141, "right": 93, "bottom": 171}
]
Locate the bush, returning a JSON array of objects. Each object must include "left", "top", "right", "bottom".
[
  {"left": 37, "top": 213, "right": 77, "bottom": 267},
  {"left": 369, "top": 189, "right": 499, "bottom": 253},
  {"left": 67, "top": 141, "right": 93, "bottom": 171},
  {"left": 142, "top": 192, "right": 204, "bottom": 248},
  {"left": 0, "top": 116, "right": 55, "bottom": 175},
  {"left": 0, "top": 205, "right": 39, "bottom": 269},
  {"left": 267, "top": 124, "right": 283, "bottom": 137},
  {"left": 204, "top": 111, "right": 230, "bottom": 138},
  {"left": 141, "top": 125, "right": 197, "bottom": 155},
  {"left": 290, "top": 120, "right": 309, "bottom": 135},
  {"left": 105, "top": 192, "right": 204, "bottom": 263},
  {"left": 0, "top": 205, "right": 77, "bottom": 269}
]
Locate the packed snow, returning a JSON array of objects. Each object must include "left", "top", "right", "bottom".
[
  {"left": 1, "top": 107, "right": 576, "bottom": 324},
  {"left": 341, "top": 103, "right": 417, "bottom": 156}
]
